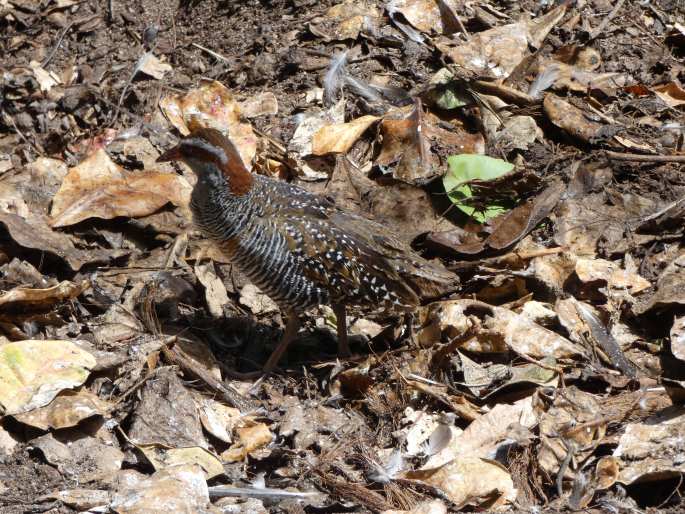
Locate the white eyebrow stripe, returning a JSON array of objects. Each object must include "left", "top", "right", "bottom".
[{"left": 184, "top": 138, "right": 228, "bottom": 164}]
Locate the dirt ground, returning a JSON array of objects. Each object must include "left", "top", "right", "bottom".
[{"left": 1, "top": 0, "right": 685, "bottom": 512}]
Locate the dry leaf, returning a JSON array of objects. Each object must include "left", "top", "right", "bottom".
[
  {"left": 376, "top": 102, "right": 484, "bottom": 185},
  {"left": 128, "top": 368, "right": 207, "bottom": 449},
  {"left": 50, "top": 149, "right": 191, "bottom": 227},
  {"left": 484, "top": 181, "right": 564, "bottom": 251},
  {"left": 137, "top": 53, "right": 172, "bottom": 80},
  {"left": 140, "top": 445, "right": 224, "bottom": 479},
  {"left": 671, "top": 316, "right": 685, "bottom": 362},
  {"left": 419, "top": 299, "right": 585, "bottom": 359},
  {"left": 543, "top": 94, "right": 607, "bottom": 143},
  {"left": 637, "top": 254, "right": 685, "bottom": 314},
  {"left": 38, "top": 489, "right": 110, "bottom": 511},
  {"left": 574, "top": 258, "right": 651, "bottom": 295},
  {"left": 312, "top": 115, "right": 379, "bottom": 155},
  {"left": 308, "top": 0, "right": 380, "bottom": 41},
  {"left": 424, "top": 397, "right": 536, "bottom": 469},
  {"left": 535, "top": 386, "right": 605, "bottom": 478},
  {"left": 30, "top": 60, "right": 61, "bottom": 92},
  {"left": 387, "top": 0, "right": 461, "bottom": 35},
  {"left": 534, "top": 59, "right": 629, "bottom": 94},
  {"left": 0, "top": 340, "right": 96, "bottom": 415},
  {"left": 401, "top": 409, "right": 444, "bottom": 456},
  {"left": 288, "top": 100, "right": 345, "bottom": 179},
  {"left": 13, "top": 389, "right": 109, "bottom": 430},
  {"left": 0, "top": 425, "right": 19, "bottom": 455},
  {"left": 614, "top": 405, "right": 685, "bottom": 484},
  {"left": 239, "top": 283, "right": 279, "bottom": 315},
  {"left": 653, "top": 82, "right": 685, "bottom": 108},
  {"left": 0, "top": 212, "right": 95, "bottom": 271},
  {"left": 196, "top": 395, "right": 242, "bottom": 443},
  {"left": 194, "top": 261, "right": 230, "bottom": 318},
  {"left": 111, "top": 464, "right": 211, "bottom": 514},
  {"left": 239, "top": 91, "right": 279, "bottom": 118},
  {"left": 376, "top": 102, "right": 432, "bottom": 184},
  {"left": 435, "top": 4, "right": 566, "bottom": 80},
  {"left": 495, "top": 115, "right": 542, "bottom": 150},
  {"left": 595, "top": 456, "right": 620, "bottom": 490},
  {"left": 0, "top": 280, "right": 87, "bottom": 310},
  {"left": 403, "top": 457, "right": 516, "bottom": 511},
  {"left": 382, "top": 500, "right": 447, "bottom": 514},
  {"left": 222, "top": 422, "right": 273, "bottom": 462},
  {"left": 159, "top": 80, "right": 257, "bottom": 168},
  {"left": 32, "top": 432, "right": 124, "bottom": 482}
]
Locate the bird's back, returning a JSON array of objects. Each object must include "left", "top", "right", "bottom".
[{"left": 240, "top": 175, "right": 458, "bottom": 312}]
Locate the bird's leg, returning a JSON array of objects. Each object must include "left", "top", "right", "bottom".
[
  {"left": 404, "top": 312, "right": 416, "bottom": 345},
  {"left": 332, "top": 303, "right": 351, "bottom": 357},
  {"left": 262, "top": 312, "right": 300, "bottom": 373}
]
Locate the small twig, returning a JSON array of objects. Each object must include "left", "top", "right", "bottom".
[
  {"left": 605, "top": 150, "right": 685, "bottom": 163},
  {"left": 252, "top": 126, "right": 287, "bottom": 154},
  {"left": 208, "top": 486, "right": 320, "bottom": 500},
  {"left": 112, "top": 52, "right": 151, "bottom": 124},
  {"left": 453, "top": 12, "right": 470, "bottom": 40},
  {"left": 515, "top": 351, "right": 564, "bottom": 375},
  {"left": 98, "top": 265, "right": 187, "bottom": 276},
  {"left": 589, "top": 0, "right": 626, "bottom": 41},
  {"left": 108, "top": 0, "right": 114, "bottom": 23},
  {"left": 471, "top": 79, "right": 536, "bottom": 106},
  {"left": 109, "top": 366, "right": 162, "bottom": 411},
  {"left": 449, "top": 247, "right": 565, "bottom": 273},
  {"left": 556, "top": 439, "right": 575, "bottom": 498},
  {"left": 639, "top": 196, "right": 685, "bottom": 225},
  {"left": 161, "top": 343, "right": 254, "bottom": 411},
  {"left": 1, "top": 110, "right": 44, "bottom": 156},
  {"left": 585, "top": 103, "right": 622, "bottom": 125},
  {"left": 192, "top": 42, "right": 232, "bottom": 64},
  {"left": 42, "top": 20, "right": 75, "bottom": 68},
  {"left": 514, "top": 247, "right": 566, "bottom": 260},
  {"left": 437, "top": 0, "right": 470, "bottom": 40},
  {"left": 164, "top": 232, "right": 190, "bottom": 269}
]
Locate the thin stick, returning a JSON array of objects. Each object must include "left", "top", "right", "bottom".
[
  {"left": 161, "top": 343, "right": 254, "bottom": 411},
  {"left": 437, "top": 0, "right": 470, "bottom": 40},
  {"left": 112, "top": 53, "right": 148, "bottom": 124},
  {"left": 1, "top": 110, "right": 43, "bottom": 155},
  {"left": 589, "top": 0, "right": 626, "bottom": 40},
  {"left": 515, "top": 351, "right": 564, "bottom": 374},
  {"left": 208, "top": 486, "right": 320, "bottom": 500},
  {"left": 42, "top": 20, "right": 75, "bottom": 67},
  {"left": 605, "top": 150, "right": 685, "bottom": 163},
  {"left": 192, "top": 42, "right": 232, "bottom": 64}
]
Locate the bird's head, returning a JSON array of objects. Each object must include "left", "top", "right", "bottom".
[{"left": 157, "top": 127, "right": 253, "bottom": 196}]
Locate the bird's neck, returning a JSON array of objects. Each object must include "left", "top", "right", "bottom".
[{"left": 188, "top": 159, "right": 256, "bottom": 241}]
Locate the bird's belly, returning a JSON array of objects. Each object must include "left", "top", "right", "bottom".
[{"left": 224, "top": 230, "right": 330, "bottom": 311}]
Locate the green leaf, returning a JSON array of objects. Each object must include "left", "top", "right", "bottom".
[
  {"left": 428, "top": 86, "right": 471, "bottom": 110},
  {"left": 443, "top": 154, "right": 515, "bottom": 223},
  {"left": 425, "top": 69, "right": 474, "bottom": 110}
]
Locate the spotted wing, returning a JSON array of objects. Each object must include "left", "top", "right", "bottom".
[
  {"left": 273, "top": 210, "right": 420, "bottom": 310},
  {"left": 328, "top": 210, "right": 458, "bottom": 301},
  {"left": 258, "top": 176, "right": 456, "bottom": 307}
]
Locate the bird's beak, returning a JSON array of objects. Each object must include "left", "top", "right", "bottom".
[{"left": 157, "top": 144, "right": 183, "bottom": 163}]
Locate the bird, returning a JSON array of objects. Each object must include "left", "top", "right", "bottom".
[{"left": 158, "top": 127, "right": 458, "bottom": 373}]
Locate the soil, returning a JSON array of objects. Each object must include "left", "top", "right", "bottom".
[{"left": 1, "top": 0, "right": 685, "bottom": 512}]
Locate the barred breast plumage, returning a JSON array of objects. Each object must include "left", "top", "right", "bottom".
[{"left": 158, "top": 127, "right": 458, "bottom": 373}]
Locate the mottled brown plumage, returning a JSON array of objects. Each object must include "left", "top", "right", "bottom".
[{"left": 159, "top": 128, "right": 458, "bottom": 372}]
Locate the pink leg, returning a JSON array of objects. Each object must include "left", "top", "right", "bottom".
[
  {"left": 262, "top": 313, "right": 300, "bottom": 373},
  {"left": 332, "top": 303, "right": 351, "bottom": 357}
]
